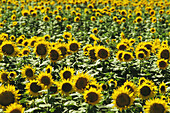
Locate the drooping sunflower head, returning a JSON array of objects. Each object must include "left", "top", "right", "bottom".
[
  {"left": 16, "top": 36, "right": 24, "bottom": 46},
  {"left": 138, "top": 83, "right": 156, "bottom": 100},
  {"left": 74, "top": 16, "right": 80, "bottom": 22},
  {"left": 138, "top": 77, "right": 146, "bottom": 86},
  {"left": 48, "top": 47, "right": 61, "bottom": 63},
  {"left": 157, "top": 59, "right": 168, "bottom": 70},
  {"left": 21, "top": 64, "right": 35, "bottom": 80},
  {"left": 0, "top": 84, "right": 20, "bottom": 107},
  {"left": 43, "top": 34, "right": 50, "bottom": 41},
  {"left": 60, "top": 67, "right": 75, "bottom": 80},
  {"left": 136, "top": 51, "right": 146, "bottom": 60},
  {"left": 116, "top": 42, "right": 128, "bottom": 51},
  {"left": 29, "top": 38, "right": 37, "bottom": 48},
  {"left": 21, "top": 47, "right": 30, "bottom": 56},
  {"left": 135, "top": 46, "right": 150, "bottom": 58},
  {"left": 63, "top": 32, "right": 72, "bottom": 40},
  {"left": 84, "top": 88, "right": 102, "bottom": 105},
  {"left": 25, "top": 80, "right": 43, "bottom": 97},
  {"left": 100, "top": 83, "right": 108, "bottom": 91},
  {"left": 0, "top": 41, "right": 18, "bottom": 57},
  {"left": 144, "top": 42, "right": 153, "bottom": 52},
  {"left": 59, "top": 79, "right": 74, "bottom": 96},
  {"left": 144, "top": 98, "right": 169, "bottom": 113},
  {"left": 116, "top": 51, "right": 124, "bottom": 62},
  {"left": 4, "top": 103, "right": 25, "bottom": 113},
  {"left": 0, "top": 70, "right": 9, "bottom": 83},
  {"left": 34, "top": 41, "right": 49, "bottom": 58},
  {"left": 159, "top": 82, "right": 167, "bottom": 94},
  {"left": 8, "top": 71, "right": 17, "bottom": 80},
  {"left": 112, "top": 87, "right": 134, "bottom": 112},
  {"left": 123, "top": 80, "right": 137, "bottom": 95},
  {"left": 37, "top": 72, "right": 54, "bottom": 89},
  {"left": 108, "top": 79, "right": 117, "bottom": 88},
  {"left": 43, "top": 15, "right": 50, "bottom": 22},
  {"left": 22, "top": 39, "right": 29, "bottom": 47},
  {"left": 46, "top": 65, "right": 52, "bottom": 74},
  {"left": 95, "top": 45, "right": 110, "bottom": 60},
  {"left": 68, "top": 39, "right": 81, "bottom": 53}
]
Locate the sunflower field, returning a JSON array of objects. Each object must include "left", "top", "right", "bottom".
[{"left": 0, "top": 0, "right": 170, "bottom": 113}]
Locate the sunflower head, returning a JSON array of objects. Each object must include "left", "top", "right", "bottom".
[
  {"left": 59, "top": 79, "right": 74, "bottom": 96},
  {"left": 8, "top": 71, "right": 17, "bottom": 80},
  {"left": 68, "top": 39, "right": 81, "bottom": 53},
  {"left": 84, "top": 88, "right": 102, "bottom": 105},
  {"left": 5, "top": 103, "right": 25, "bottom": 113},
  {"left": 159, "top": 82, "right": 167, "bottom": 94},
  {"left": 60, "top": 67, "right": 75, "bottom": 80},
  {"left": 157, "top": 47, "right": 170, "bottom": 60},
  {"left": 157, "top": 59, "right": 168, "bottom": 70},
  {"left": 83, "top": 44, "right": 93, "bottom": 56},
  {"left": 95, "top": 45, "right": 110, "bottom": 60},
  {"left": 112, "top": 87, "right": 134, "bottom": 112},
  {"left": 25, "top": 80, "right": 43, "bottom": 97},
  {"left": 34, "top": 41, "right": 49, "bottom": 58},
  {"left": 21, "top": 64, "right": 35, "bottom": 80},
  {"left": 123, "top": 80, "right": 137, "bottom": 95},
  {"left": 122, "top": 51, "right": 134, "bottom": 62},
  {"left": 87, "top": 47, "right": 98, "bottom": 61},
  {"left": 48, "top": 47, "right": 61, "bottom": 63},
  {"left": 0, "top": 70, "right": 9, "bottom": 83},
  {"left": 46, "top": 65, "right": 52, "bottom": 74},
  {"left": 49, "top": 82, "right": 59, "bottom": 94},
  {"left": 37, "top": 72, "right": 54, "bottom": 89}
]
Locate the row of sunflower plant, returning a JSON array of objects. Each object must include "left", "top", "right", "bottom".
[{"left": 0, "top": 0, "right": 169, "bottom": 113}]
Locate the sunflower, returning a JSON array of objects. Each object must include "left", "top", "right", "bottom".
[
  {"left": 157, "top": 47, "right": 170, "bottom": 60},
  {"left": 49, "top": 47, "right": 61, "bottom": 63},
  {"left": 22, "top": 39, "right": 29, "bottom": 47},
  {"left": 63, "top": 32, "right": 72, "bottom": 40},
  {"left": 16, "top": 37, "right": 24, "bottom": 46},
  {"left": 100, "top": 83, "right": 108, "bottom": 91},
  {"left": 49, "top": 82, "right": 59, "bottom": 94},
  {"left": 150, "top": 10, "right": 155, "bottom": 16},
  {"left": 157, "top": 59, "right": 168, "bottom": 70},
  {"left": 43, "top": 35, "right": 50, "bottom": 41},
  {"left": 0, "top": 84, "right": 20, "bottom": 107},
  {"left": 8, "top": 71, "right": 17, "bottom": 80},
  {"left": 29, "top": 38, "right": 37, "bottom": 47},
  {"left": 9, "top": 35, "right": 15, "bottom": 41},
  {"left": 87, "top": 47, "right": 98, "bottom": 61},
  {"left": 138, "top": 83, "right": 156, "bottom": 99},
  {"left": 116, "top": 42, "right": 128, "bottom": 50},
  {"left": 116, "top": 51, "right": 124, "bottom": 62},
  {"left": 108, "top": 79, "right": 117, "bottom": 88},
  {"left": 59, "top": 79, "right": 74, "bottom": 96},
  {"left": 87, "top": 4, "right": 94, "bottom": 9},
  {"left": 46, "top": 65, "right": 52, "bottom": 74},
  {"left": 150, "top": 28, "right": 156, "bottom": 33},
  {"left": 113, "top": 16, "right": 118, "bottom": 22},
  {"left": 21, "top": 64, "right": 35, "bottom": 80},
  {"left": 91, "top": 16, "right": 96, "bottom": 21},
  {"left": 92, "top": 28, "right": 98, "bottom": 35},
  {"left": 21, "top": 10, "right": 30, "bottom": 16},
  {"left": 136, "top": 51, "right": 146, "bottom": 60},
  {"left": 60, "top": 67, "right": 75, "bottom": 80},
  {"left": 65, "top": 5, "right": 71, "bottom": 10},
  {"left": 74, "top": 72, "right": 94, "bottom": 93},
  {"left": 66, "top": 25, "right": 72, "bottom": 30},
  {"left": 25, "top": 80, "right": 43, "bottom": 96},
  {"left": 136, "top": 47, "right": 150, "bottom": 58},
  {"left": 84, "top": 88, "right": 102, "bottom": 105},
  {"left": 43, "top": 15, "right": 50, "bottom": 22},
  {"left": 34, "top": 41, "right": 49, "bottom": 58},
  {"left": 159, "top": 82, "right": 167, "bottom": 94},
  {"left": 5, "top": 103, "right": 25, "bottom": 113},
  {"left": 136, "top": 16, "right": 143, "bottom": 23},
  {"left": 0, "top": 41, "right": 18, "bottom": 57},
  {"left": 112, "top": 87, "right": 134, "bottom": 112},
  {"left": 83, "top": 44, "right": 93, "bottom": 56},
  {"left": 11, "top": 14, "right": 16, "bottom": 20},
  {"left": 68, "top": 39, "right": 81, "bottom": 52},
  {"left": 0, "top": 70, "right": 9, "bottom": 83},
  {"left": 74, "top": 16, "right": 80, "bottom": 22},
  {"left": 144, "top": 98, "right": 169, "bottom": 113},
  {"left": 95, "top": 45, "right": 110, "bottom": 60},
  {"left": 37, "top": 72, "right": 54, "bottom": 89},
  {"left": 122, "top": 51, "right": 134, "bottom": 62},
  {"left": 138, "top": 77, "right": 146, "bottom": 86},
  {"left": 57, "top": 43, "right": 69, "bottom": 58},
  {"left": 123, "top": 80, "right": 137, "bottom": 95},
  {"left": 21, "top": 47, "right": 30, "bottom": 56}
]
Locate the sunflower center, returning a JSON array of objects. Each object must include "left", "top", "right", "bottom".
[
  {"left": 24, "top": 42, "right": 28, "bottom": 46},
  {"left": 87, "top": 92, "right": 98, "bottom": 103},
  {"left": 98, "top": 49, "right": 108, "bottom": 59},
  {"left": 50, "top": 50, "right": 59, "bottom": 60},
  {"left": 31, "top": 41, "right": 36, "bottom": 46},
  {"left": 10, "top": 109, "right": 21, "bottom": 113},
  {"left": 140, "top": 86, "right": 151, "bottom": 97},
  {"left": 139, "top": 53, "right": 144, "bottom": 58},
  {"left": 159, "top": 61, "right": 166, "bottom": 68},
  {"left": 102, "top": 84, "right": 107, "bottom": 90},
  {"left": 50, "top": 86, "right": 58, "bottom": 94},
  {"left": 76, "top": 77, "right": 88, "bottom": 89},
  {"left": 124, "top": 54, "right": 131, "bottom": 60},
  {"left": 70, "top": 43, "right": 78, "bottom": 51},
  {"left": 161, "top": 50, "right": 169, "bottom": 59},
  {"left": 119, "top": 45, "right": 126, "bottom": 50},
  {"left": 0, "top": 91, "right": 15, "bottom": 106},
  {"left": 36, "top": 44, "right": 47, "bottom": 56},
  {"left": 47, "top": 68, "right": 50, "bottom": 73},
  {"left": 41, "top": 76, "right": 50, "bottom": 86},
  {"left": 1, "top": 73, "right": 8, "bottom": 82},
  {"left": 62, "top": 83, "right": 72, "bottom": 92},
  {"left": 10, "top": 73, "right": 15, "bottom": 77},
  {"left": 18, "top": 39, "right": 23, "bottom": 44},
  {"left": 2, "top": 44, "right": 15, "bottom": 55},
  {"left": 30, "top": 82, "right": 42, "bottom": 93},
  {"left": 25, "top": 69, "right": 33, "bottom": 78},
  {"left": 63, "top": 71, "right": 71, "bottom": 80},
  {"left": 150, "top": 103, "right": 165, "bottom": 113},
  {"left": 116, "top": 93, "right": 130, "bottom": 107},
  {"left": 125, "top": 85, "right": 134, "bottom": 92},
  {"left": 160, "top": 86, "right": 165, "bottom": 92}
]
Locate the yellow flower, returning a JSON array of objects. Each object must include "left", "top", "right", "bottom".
[
  {"left": 60, "top": 67, "right": 75, "bottom": 80},
  {"left": 95, "top": 45, "right": 110, "bottom": 60},
  {"left": 157, "top": 59, "right": 168, "bottom": 70},
  {"left": 21, "top": 64, "right": 35, "bottom": 80},
  {"left": 5, "top": 103, "right": 25, "bottom": 113},
  {"left": 68, "top": 39, "right": 81, "bottom": 52},
  {"left": 159, "top": 82, "right": 167, "bottom": 94}
]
